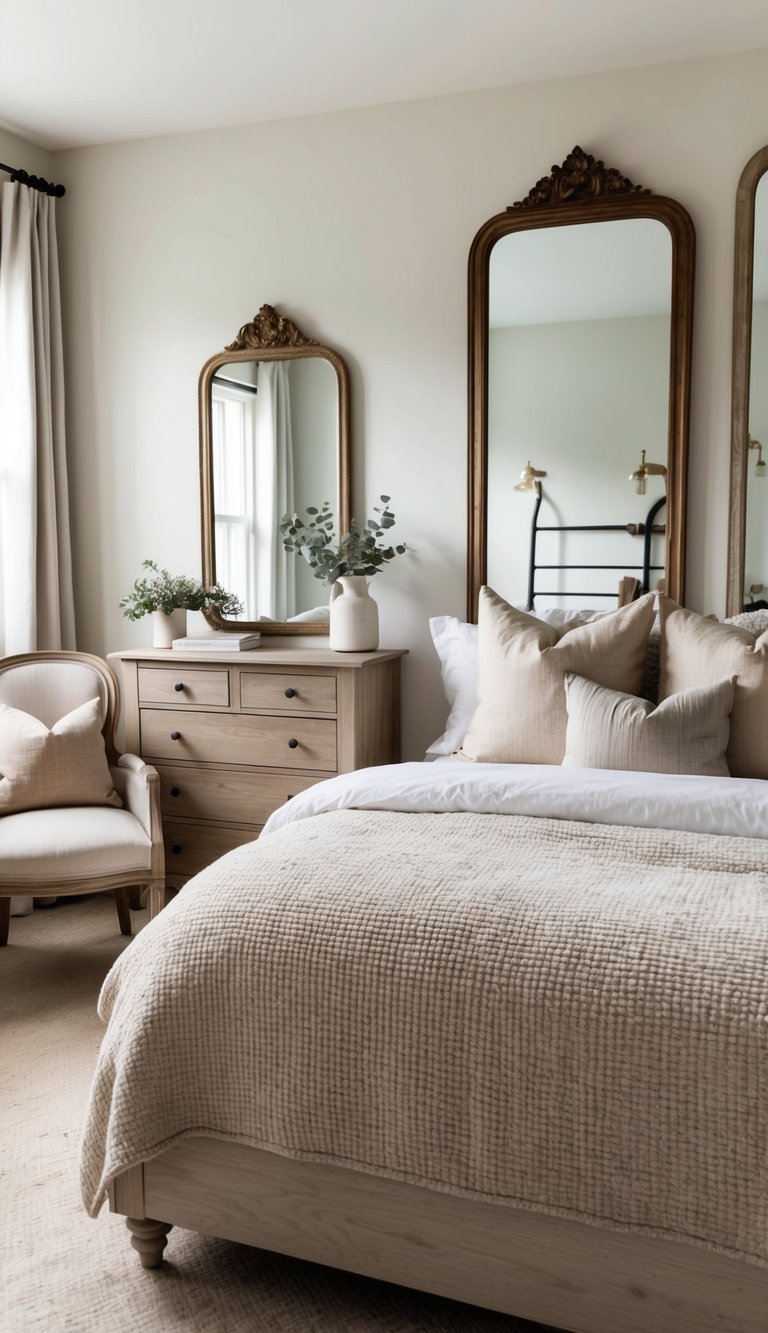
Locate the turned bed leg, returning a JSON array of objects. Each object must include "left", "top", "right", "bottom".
[{"left": 126, "top": 1216, "right": 172, "bottom": 1268}]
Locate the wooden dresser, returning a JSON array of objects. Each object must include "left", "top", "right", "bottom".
[{"left": 110, "top": 646, "right": 406, "bottom": 888}]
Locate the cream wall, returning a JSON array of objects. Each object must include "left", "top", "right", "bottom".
[
  {"left": 488, "top": 315, "right": 669, "bottom": 610},
  {"left": 52, "top": 48, "right": 768, "bottom": 759}
]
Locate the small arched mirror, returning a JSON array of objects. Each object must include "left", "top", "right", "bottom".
[
  {"left": 727, "top": 147, "right": 768, "bottom": 616},
  {"left": 468, "top": 148, "right": 695, "bottom": 618},
  {"left": 200, "top": 305, "right": 350, "bottom": 634}
]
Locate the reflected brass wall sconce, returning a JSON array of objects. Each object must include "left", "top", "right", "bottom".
[
  {"left": 514, "top": 461, "right": 547, "bottom": 495},
  {"left": 749, "top": 436, "right": 766, "bottom": 476},
  {"left": 629, "top": 449, "right": 667, "bottom": 496}
]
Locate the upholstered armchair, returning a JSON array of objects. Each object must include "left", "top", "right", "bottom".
[{"left": 0, "top": 651, "right": 164, "bottom": 947}]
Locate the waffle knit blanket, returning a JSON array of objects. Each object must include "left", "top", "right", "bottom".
[{"left": 81, "top": 808, "right": 768, "bottom": 1265}]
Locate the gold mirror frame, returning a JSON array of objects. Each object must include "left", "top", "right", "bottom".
[
  {"left": 467, "top": 147, "right": 695, "bottom": 618},
  {"left": 726, "top": 146, "right": 768, "bottom": 617},
  {"left": 200, "top": 305, "right": 351, "bottom": 635}
]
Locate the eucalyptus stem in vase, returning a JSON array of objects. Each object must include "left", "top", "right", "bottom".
[{"left": 279, "top": 497, "right": 407, "bottom": 651}]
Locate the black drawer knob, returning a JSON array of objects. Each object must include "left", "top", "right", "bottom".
[
  {"left": 174, "top": 682, "right": 184, "bottom": 692},
  {"left": 288, "top": 738, "right": 299, "bottom": 749},
  {"left": 284, "top": 687, "right": 296, "bottom": 698},
  {"left": 286, "top": 794, "right": 294, "bottom": 801},
  {"left": 172, "top": 844, "right": 182, "bottom": 855},
  {"left": 170, "top": 786, "right": 181, "bottom": 798},
  {"left": 170, "top": 731, "right": 181, "bottom": 741}
]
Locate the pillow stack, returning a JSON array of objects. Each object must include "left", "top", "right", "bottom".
[
  {"left": 429, "top": 588, "right": 765, "bottom": 779},
  {"left": 461, "top": 588, "right": 656, "bottom": 765}
]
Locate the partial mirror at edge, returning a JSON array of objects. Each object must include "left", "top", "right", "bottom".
[
  {"left": 200, "top": 305, "right": 351, "bottom": 635},
  {"left": 728, "top": 148, "right": 768, "bottom": 617},
  {"left": 467, "top": 147, "right": 695, "bottom": 619}
]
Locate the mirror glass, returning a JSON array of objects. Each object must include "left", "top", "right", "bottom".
[
  {"left": 487, "top": 218, "right": 671, "bottom": 611},
  {"left": 467, "top": 149, "right": 694, "bottom": 619},
  {"left": 200, "top": 306, "right": 351, "bottom": 635},
  {"left": 744, "top": 173, "right": 768, "bottom": 608}
]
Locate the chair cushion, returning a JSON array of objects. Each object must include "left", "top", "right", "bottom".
[
  {"left": 0, "top": 698, "right": 121, "bottom": 814},
  {"left": 0, "top": 807, "right": 151, "bottom": 884}
]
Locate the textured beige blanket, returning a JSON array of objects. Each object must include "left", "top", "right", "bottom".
[{"left": 81, "top": 809, "right": 768, "bottom": 1266}]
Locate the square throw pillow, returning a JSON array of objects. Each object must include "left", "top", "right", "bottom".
[
  {"left": 426, "top": 606, "right": 609, "bottom": 758},
  {"left": 0, "top": 697, "right": 122, "bottom": 814},
  {"left": 461, "top": 587, "right": 656, "bottom": 765},
  {"left": 563, "top": 673, "right": 733, "bottom": 776},
  {"left": 659, "top": 597, "right": 768, "bottom": 779}
]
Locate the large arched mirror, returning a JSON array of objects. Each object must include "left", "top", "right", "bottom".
[
  {"left": 200, "top": 304, "right": 350, "bottom": 635},
  {"left": 468, "top": 148, "right": 695, "bottom": 618},
  {"left": 727, "top": 147, "right": 768, "bottom": 617}
]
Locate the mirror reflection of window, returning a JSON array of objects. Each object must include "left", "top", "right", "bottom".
[
  {"left": 211, "top": 356, "right": 339, "bottom": 624},
  {"left": 487, "top": 218, "right": 671, "bottom": 611},
  {"left": 212, "top": 361, "right": 297, "bottom": 622},
  {"left": 212, "top": 372, "right": 257, "bottom": 617}
]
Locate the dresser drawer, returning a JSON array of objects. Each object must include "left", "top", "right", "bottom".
[
  {"left": 138, "top": 666, "right": 230, "bottom": 707},
  {"left": 158, "top": 765, "right": 318, "bottom": 824},
  {"left": 239, "top": 671, "right": 336, "bottom": 713},
  {"left": 142, "top": 709, "right": 337, "bottom": 771},
  {"left": 164, "top": 821, "right": 258, "bottom": 879}
]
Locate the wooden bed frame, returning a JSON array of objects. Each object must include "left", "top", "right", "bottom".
[{"left": 110, "top": 1137, "right": 768, "bottom": 1333}]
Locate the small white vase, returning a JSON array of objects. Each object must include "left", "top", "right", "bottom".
[
  {"left": 329, "top": 576, "right": 379, "bottom": 651},
  {"left": 152, "top": 608, "right": 186, "bottom": 648}
]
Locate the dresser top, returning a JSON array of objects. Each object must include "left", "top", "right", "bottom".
[{"left": 109, "top": 646, "right": 407, "bottom": 669}]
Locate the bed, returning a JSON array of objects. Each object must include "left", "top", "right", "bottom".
[
  {"left": 82, "top": 748, "right": 768, "bottom": 1333},
  {"left": 83, "top": 587, "right": 768, "bottom": 1333}
]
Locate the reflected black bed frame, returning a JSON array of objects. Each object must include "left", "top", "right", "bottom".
[{"left": 524, "top": 494, "right": 666, "bottom": 610}]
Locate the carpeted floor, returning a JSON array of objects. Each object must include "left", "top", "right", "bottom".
[{"left": 1, "top": 895, "right": 558, "bottom": 1333}]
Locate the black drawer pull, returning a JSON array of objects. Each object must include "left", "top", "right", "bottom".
[
  {"left": 170, "top": 786, "right": 181, "bottom": 798},
  {"left": 286, "top": 794, "right": 294, "bottom": 801},
  {"left": 288, "top": 738, "right": 299, "bottom": 749},
  {"left": 171, "top": 844, "right": 182, "bottom": 855},
  {"left": 170, "top": 731, "right": 181, "bottom": 741},
  {"left": 284, "top": 687, "right": 296, "bottom": 698},
  {"left": 174, "top": 682, "right": 184, "bottom": 692}
]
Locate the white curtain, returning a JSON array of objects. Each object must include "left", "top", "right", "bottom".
[
  {"left": 0, "top": 181, "right": 75, "bottom": 653},
  {"left": 254, "top": 361, "right": 295, "bottom": 621}
]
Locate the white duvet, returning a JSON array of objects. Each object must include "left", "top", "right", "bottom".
[{"left": 264, "top": 759, "right": 768, "bottom": 841}]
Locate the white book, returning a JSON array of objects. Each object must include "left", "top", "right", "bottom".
[{"left": 172, "top": 631, "right": 262, "bottom": 651}]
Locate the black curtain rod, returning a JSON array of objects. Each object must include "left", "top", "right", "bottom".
[{"left": 0, "top": 162, "right": 65, "bottom": 197}]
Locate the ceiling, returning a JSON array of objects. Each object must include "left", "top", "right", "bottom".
[{"left": 3, "top": 0, "right": 768, "bottom": 152}]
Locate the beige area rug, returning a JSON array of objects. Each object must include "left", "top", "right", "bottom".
[{"left": 0, "top": 895, "right": 557, "bottom": 1333}]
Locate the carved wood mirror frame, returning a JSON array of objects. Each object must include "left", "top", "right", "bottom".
[
  {"left": 200, "top": 305, "right": 351, "bottom": 635},
  {"left": 726, "top": 146, "right": 768, "bottom": 617},
  {"left": 467, "top": 147, "right": 695, "bottom": 619}
]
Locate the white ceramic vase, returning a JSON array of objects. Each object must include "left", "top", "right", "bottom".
[
  {"left": 152, "top": 608, "right": 186, "bottom": 648},
  {"left": 329, "top": 576, "right": 379, "bottom": 651}
]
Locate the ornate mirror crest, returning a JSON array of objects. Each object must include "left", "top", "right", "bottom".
[{"left": 467, "top": 147, "right": 695, "bottom": 617}]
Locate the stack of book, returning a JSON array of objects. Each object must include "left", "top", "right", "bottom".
[{"left": 171, "top": 631, "right": 262, "bottom": 652}]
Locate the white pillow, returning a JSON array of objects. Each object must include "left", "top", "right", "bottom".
[{"left": 426, "top": 605, "right": 606, "bottom": 758}]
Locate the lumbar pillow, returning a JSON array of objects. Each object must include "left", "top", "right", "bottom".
[
  {"left": 563, "top": 673, "right": 733, "bottom": 776},
  {"left": 461, "top": 587, "right": 656, "bottom": 765},
  {"left": 659, "top": 597, "right": 768, "bottom": 779},
  {"left": 0, "top": 698, "right": 122, "bottom": 814}
]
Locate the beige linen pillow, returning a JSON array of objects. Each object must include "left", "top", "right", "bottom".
[
  {"left": 659, "top": 597, "right": 768, "bottom": 779},
  {"left": 0, "top": 697, "right": 122, "bottom": 814},
  {"left": 563, "top": 673, "right": 733, "bottom": 776},
  {"left": 461, "top": 587, "right": 656, "bottom": 765}
]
